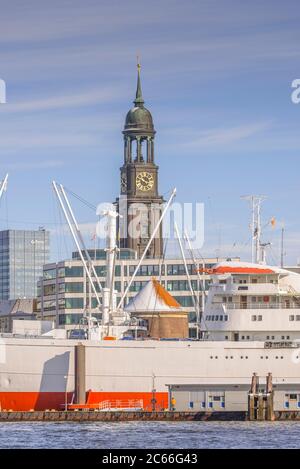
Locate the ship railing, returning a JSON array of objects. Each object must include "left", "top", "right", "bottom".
[
  {"left": 97, "top": 399, "right": 144, "bottom": 411},
  {"left": 212, "top": 302, "right": 300, "bottom": 310},
  {"left": 66, "top": 399, "right": 144, "bottom": 411},
  {"left": 0, "top": 333, "right": 54, "bottom": 339}
]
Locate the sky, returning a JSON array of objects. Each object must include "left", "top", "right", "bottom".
[{"left": 0, "top": 0, "right": 299, "bottom": 265}]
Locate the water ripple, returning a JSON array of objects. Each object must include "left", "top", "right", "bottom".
[{"left": 0, "top": 421, "right": 300, "bottom": 449}]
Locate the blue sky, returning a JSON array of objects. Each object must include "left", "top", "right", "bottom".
[{"left": 0, "top": 0, "right": 299, "bottom": 265}]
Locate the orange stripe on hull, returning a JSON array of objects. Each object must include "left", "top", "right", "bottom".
[
  {"left": 86, "top": 391, "right": 168, "bottom": 411},
  {"left": 0, "top": 392, "right": 169, "bottom": 411},
  {"left": 0, "top": 392, "right": 72, "bottom": 411}
]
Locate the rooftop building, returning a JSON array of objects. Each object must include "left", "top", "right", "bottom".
[{"left": 0, "top": 229, "right": 50, "bottom": 300}]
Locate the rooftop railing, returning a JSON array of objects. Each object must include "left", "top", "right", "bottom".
[{"left": 211, "top": 302, "right": 300, "bottom": 310}]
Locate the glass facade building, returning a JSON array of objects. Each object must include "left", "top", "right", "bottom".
[{"left": 0, "top": 229, "right": 50, "bottom": 300}]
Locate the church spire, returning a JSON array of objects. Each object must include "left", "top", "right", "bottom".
[{"left": 134, "top": 59, "right": 144, "bottom": 107}]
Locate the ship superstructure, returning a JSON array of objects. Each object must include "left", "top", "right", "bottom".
[{"left": 202, "top": 262, "right": 300, "bottom": 342}]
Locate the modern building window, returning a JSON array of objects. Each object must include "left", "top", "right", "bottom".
[
  {"left": 58, "top": 313, "right": 84, "bottom": 325},
  {"left": 129, "top": 264, "right": 160, "bottom": 277},
  {"left": 58, "top": 283, "right": 65, "bottom": 293},
  {"left": 58, "top": 267, "right": 65, "bottom": 278},
  {"left": 65, "top": 298, "right": 84, "bottom": 309},
  {"left": 166, "top": 280, "right": 197, "bottom": 292},
  {"left": 43, "top": 284, "right": 56, "bottom": 296},
  {"left": 65, "top": 266, "right": 83, "bottom": 277},
  {"left": 43, "top": 269, "right": 56, "bottom": 280},
  {"left": 129, "top": 281, "right": 147, "bottom": 292},
  {"left": 91, "top": 297, "right": 99, "bottom": 308},
  {"left": 173, "top": 296, "right": 194, "bottom": 307},
  {"left": 92, "top": 281, "right": 105, "bottom": 293},
  {"left": 94, "top": 266, "right": 106, "bottom": 277},
  {"left": 43, "top": 300, "right": 56, "bottom": 311},
  {"left": 166, "top": 264, "right": 193, "bottom": 276},
  {"left": 65, "top": 282, "right": 84, "bottom": 293}
]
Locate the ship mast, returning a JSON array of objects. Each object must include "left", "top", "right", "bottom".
[
  {"left": 242, "top": 195, "right": 267, "bottom": 264},
  {"left": 281, "top": 226, "right": 285, "bottom": 268},
  {"left": 174, "top": 223, "right": 199, "bottom": 319},
  {"left": 100, "top": 208, "right": 119, "bottom": 328},
  {"left": 183, "top": 230, "right": 207, "bottom": 331},
  {"left": 53, "top": 181, "right": 103, "bottom": 338}
]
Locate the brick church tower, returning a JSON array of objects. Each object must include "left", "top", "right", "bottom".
[{"left": 116, "top": 64, "right": 164, "bottom": 258}]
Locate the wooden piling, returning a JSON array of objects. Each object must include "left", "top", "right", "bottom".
[{"left": 248, "top": 373, "right": 274, "bottom": 421}]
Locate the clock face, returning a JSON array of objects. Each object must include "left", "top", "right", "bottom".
[
  {"left": 121, "top": 173, "right": 127, "bottom": 193},
  {"left": 136, "top": 172, "right": 154, "bottom": 192}
]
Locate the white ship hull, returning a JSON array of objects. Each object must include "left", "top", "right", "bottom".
[{"left": 0, "top": 337, "right": 300, "bottom": 411}]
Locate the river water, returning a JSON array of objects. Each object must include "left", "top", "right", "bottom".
[{"left": 0, "top": 421, "right": 299, "bottom": 449}]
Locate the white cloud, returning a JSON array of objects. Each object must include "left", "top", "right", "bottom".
[
  {"left": 0, "top": 160, "right": 64, "bottom": 171},
  {"left": 189, "top": 121, "right": 272, "bottom": 147},
  {"left": 1, "top": 86, "right": 125, "bottom": 113},
  {"left": 161, "top": 121, "right": 272, "bottom": 152},
  {"left": 0, "top": 131, "right": 97, "bottom": 150}
]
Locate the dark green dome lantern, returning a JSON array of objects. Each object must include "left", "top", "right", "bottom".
[{"left": 123, "top": 63, "right": 155, "bottom": 163}]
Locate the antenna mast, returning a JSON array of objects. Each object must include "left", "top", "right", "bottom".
[
  {"left": 242, "top": 195, "right": 267, "bottom": 264},
  {"left": 281, "top": 226, "right": 285, "bottom": 268}
]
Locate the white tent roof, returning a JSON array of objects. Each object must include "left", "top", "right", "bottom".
[{"left": 125, "top": 278, "right": 182, "bottom": 314}]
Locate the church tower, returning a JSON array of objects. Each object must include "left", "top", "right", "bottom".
[{"left": 117, "top": 63, "right": 164, "bottom": 258}]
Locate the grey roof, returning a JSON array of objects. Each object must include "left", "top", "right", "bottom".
[{"left": 0, "top": 299, "right": 36, "bottom": 317}]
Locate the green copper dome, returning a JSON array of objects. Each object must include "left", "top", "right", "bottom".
[
  {"left": 125, "top": 106, "right": 154, "bottom": 131},
  {"left": 124, "top": 63, "right": 155, "bottom": 134}
]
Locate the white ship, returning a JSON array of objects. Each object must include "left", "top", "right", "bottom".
[{"left": 1, "top": 255, "right": 300, "bottom": 413}]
